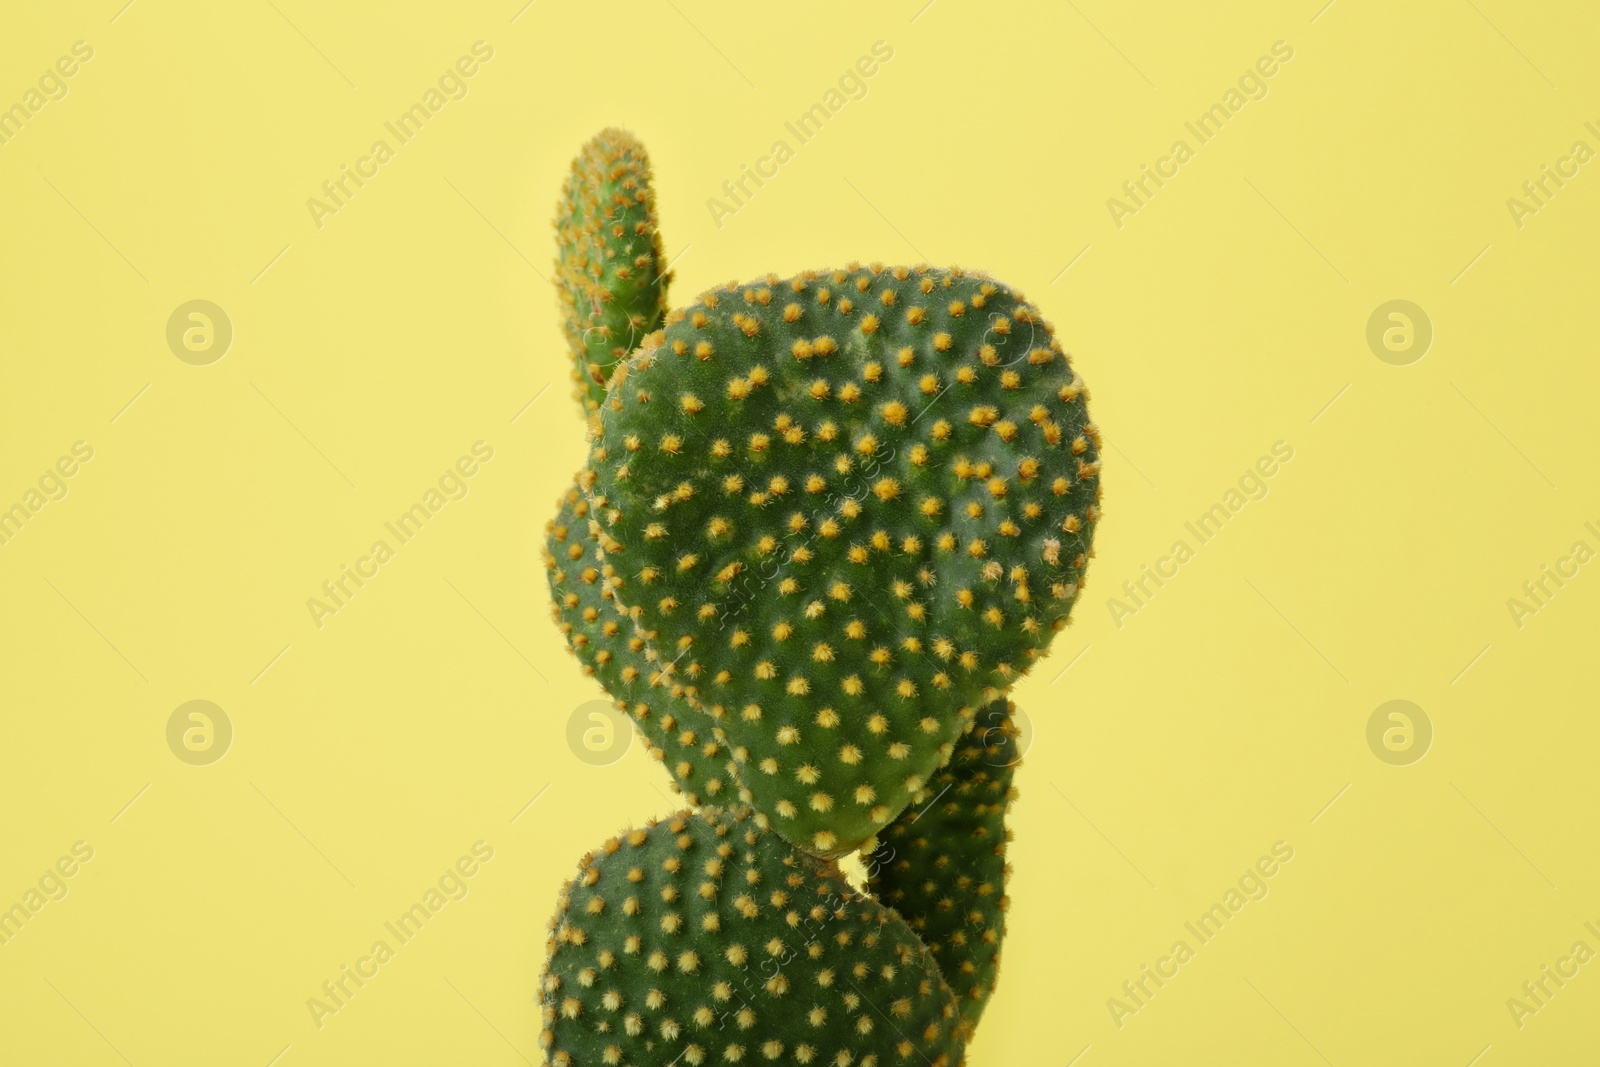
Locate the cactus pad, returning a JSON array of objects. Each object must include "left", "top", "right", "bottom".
[
  {"left": 868, "top": 700, "right": 1020, "bottom": 1039},
  {"left": 555, "top": 128, "right": 670, "bottom": 417},
  {"left": 585, "top": 264, "right": 1099, "bottom": 855},
  {"left": 539, "top": 807, "right": 967, "bottom": 1067},
  {"left": 546, "top": 472, "right": 734, "bottom": 806}
]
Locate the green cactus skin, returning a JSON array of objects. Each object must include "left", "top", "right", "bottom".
[
  {"left": 539, "top": 807, "right": 968, "bottom": 1067},
  {"left": 546, "top": 471, "right": 735, "bottom": 807},
  {"left": 556, "top": 128, "right": 670, "bottom": 417},
  {"left": 584, "top": 264, "right": 1100, "bottom": 856},
  {"left": 868, "top": 701, "right": 1019, "bottom": 1040}
]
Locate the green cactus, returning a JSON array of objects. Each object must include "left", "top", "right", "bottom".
[
  {"left": 539, "top": 129, "right": 1104, "bottom": 1061},
  {"left": 545, "top": 470, "right": 736, "bottom": 807},
  {"left": 868, "top": 701, "right": 1020, "bottom": 1038},
  {"left": 584, "top": 264, "right": 1100, "bottom": 856},
  {"left": 539, "top": 806, "right": 967, "bottom": 1067},
  {"left": 555, "top": 128, "right": 671, "bottom": 417}
]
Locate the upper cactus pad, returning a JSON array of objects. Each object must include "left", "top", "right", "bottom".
[
  {"left": 556, "top": 128, "right": 670, "bottom": 417},
  {"left": 539, "top": 807, "right": 967, "bottom": 1067},
  {"left": 585, "top": 264, "right": 1100, "bottom": 856}
]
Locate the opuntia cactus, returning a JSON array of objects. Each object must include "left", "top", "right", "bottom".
[
  {"left": 539, "top": 807, "right": 967, "bottom": 1067},
  {"left": 584, "top": 264, "right": 1099, "bottom": 856},
  {"left": 867, "top": 700, "right": 1020, "bottom": 1038},
  {"left": 538, "top": 128, "right": 1102, "bottom": 1065},
  {"left": 555, "top": 128, "right": 670, "bottom": 417}
]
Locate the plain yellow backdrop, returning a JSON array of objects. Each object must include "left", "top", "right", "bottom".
[{"left": 2, "top": 1, "right": 1597, "bottom": 1064}]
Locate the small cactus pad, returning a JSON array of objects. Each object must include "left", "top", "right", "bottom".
[
  {"left": 868, "top": 701, "right": 1020, "bottom": 1039},
  {"left": 546, "top": 472, "right": 735, "bottom": 806},
  {"left": 556, "top": 128, "right": 670, "bottom": 417},
  {"left": 586, "top": 264, "right": 1100, "bottom": 855},
  {"left": 539, "top": 807, "right": 967, "bottom": 1067}
]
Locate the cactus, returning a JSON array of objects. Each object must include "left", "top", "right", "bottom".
[
  {"left": 867, "top": 700, "right": 1020, "bottom": 1038},
  {"left": 540, "top": 807, "right": 967, "bottom": 1067},
  {"left": 584, "top": 264, "right": 1100, "bottom": 856},
  {"left": 555, "top": 128, "right": 670, "bottom": 417},
  {"left": 546, "top": 470, "right": 736, "bottom": 806},
  {"left": 539, "top": 129, "right": 1105, "bottom": 1064}
]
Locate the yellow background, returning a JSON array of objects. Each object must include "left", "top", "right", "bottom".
[{"left": 3, "top": 1, "right": 1597, "bottom": 1064}]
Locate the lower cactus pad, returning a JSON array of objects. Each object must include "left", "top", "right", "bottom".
[{"left": 540, "top": 807, "right": 968, "bottom": 1066}]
